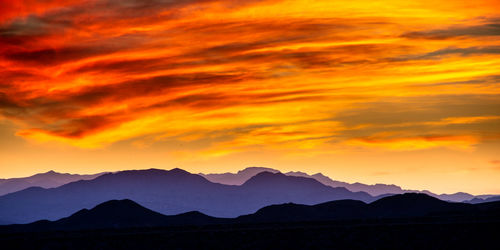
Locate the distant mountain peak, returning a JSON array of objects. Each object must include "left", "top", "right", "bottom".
[
  {"left": 199, "top": 167, "right": 281, "bottom": 186},
  {"left": 67, "top": 199, "right": 146, "bottom": 218},
  {"left": 32, "top": 170, "right": 62, "bottom": 177},
  {"left": 312, "top": 173, "right": 327, "bottom": 177},
  {"left": 67, "top": 198, "right": 164, "bottom": 220},
  {"left": 107, "top": 168, "right": 190, "bottom": 176},
  {"left": 237, "top": 167, "right": 279, "bottom": 174},
  {"left": 168, "top": 168, "right": 191, "bottom": 175},
  {"left": 95, "top": 168, "right": 207, "bottom": 184},
  {"left": 371, "top": 193, "right": 446, "bottom": 206},
  {"left": 244, "top": 171, "right": 286, "bottom": 183},
  {"left": 0, "top": 171, "right": 106, "bottom": 197},
  {"left": 242, "top": 171, "right": 324, "bottom": 188},
  {"left": 94, "top": 199, "right": 140, "bottom": 208},
  {"left": 286, "top": 171, "right": 308, "bottom": 175}
]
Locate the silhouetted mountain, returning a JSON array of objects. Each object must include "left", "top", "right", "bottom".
[
  {"left": 467, "top": 195, "right": 500, "bottom": 204},
  {"left": 475, "top": 194, "right": 498, "bottom": 199},
  {"left": 200, "top": 167, "right": 280, "bottom": 185},
  {"left": 0, "top": 170, "right": 105, "bottom": 196},
  {"left": 3, "top": 194, "right": 500, "bottom": 233},
  {"left": 0, "top": 169, "right": 374, "bottom": 224},
  {"left": 202, "top": 167, "right": 484, "bottom": 202},
  {"left": 284, "top": 174, "right": 481, "bottom": 202},
  {"left": 367, "top": 193, "right": 472, "bottom": 217},
  {"left": 45, "top": 199, "right": 172, "bottom": 230},
  {"left": 431, "top": 192, "right": 475, "bottom": 202},
  {"left": 237, "top": 193, "right": 500, "bottom": 223},
  {"left": 286, "top": 171, "right": 404, "bottom": 196},
  {"left": 2, "top": 199, "right": 225, "bottom": 231},
  {"left": 237, "top": 199, "right": 367, "bottom": 223}
]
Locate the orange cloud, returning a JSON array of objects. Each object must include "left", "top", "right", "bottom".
[
  {"left": 0, "top": 0, "right": 499, "bottom": 154},
  {"left": 346, "top": 135, "right": 479, "bottom": 151}
]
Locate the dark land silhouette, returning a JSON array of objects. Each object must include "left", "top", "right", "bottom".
[
  {"left": 0, "top": 171, "right": 105, "bottom": 196},
  {"left": 2, "top": 193, "right": 499, "bottom": 231},
  {"left": 1, "top": 199, "right": 226, "bottom": 232},
  {"left": 1, "top": 168, "right": 499, "bottom": 226},
  {"left": 467, "top": 195, "right": 500, "bottom": 203},
  {"left": 202, "top": 167, "right": 485, "bottom": 201},
  {"left": 1, "top": 193, "right": 499, "bottom": 249},
  {"left": 2, "top": 167, "right": 494, "bottom": 206},
  {"left": 199, "top": 167, "right": 280, "bottom": 185},
  {"left": 2, "top": 168, "right": 500, "bottom": 225},
  {"left": 0, "top": 169, "right": 374, "bottom": 224}
]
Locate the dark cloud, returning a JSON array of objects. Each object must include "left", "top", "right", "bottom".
[
  {"left": 3, "top": 83, "right": 329, "bottom": 139},
  {"left": 416, "top": 46, "right": 500, "bottom": 58},
  {"left": 0, "top": 9, "right": 76, "bottom": 47},
  {"left": 417, "top": 74, "right": 500, "bottom": 87},
  {"left": 0, "top": 92, "right": 19, "bottom": 109},
  {"left": 0, "top": 70, "right": 257, "bottom": 138},
  {"left": 0, "top": 0, "right": 217, "bottom": 51},
  {"left": 2, "top": 17, "right": 359, "bottom": 66},
  {"left": 334, "top": 94, "right": 500, "bottom": 127},
  {"left": 389, "top": 46, "right": 500, "bottom": 62},
  {"left": 0, "top": 0, "right": 272, "bottom": 40},
  {"left": 3, "top": 33, "right": 146, "bottom": 65},
  {"left": 0, "top": 71, "right": 250, "bottom": 119},
  {"left": 330, "top": 95, "right": 500, "bottom": 140},
  {"left": 0, "top": 15, "right": 59, "bottom": 37},
  {"left": 69, "top": 41, "right": 396, "bottom": 77},
  {"left": 74, "top": 72, "right": 250, "bottom": 103},
  {"left": 44, "top": 114, "right": 127, "bottom": 138},
  {"left": 5, "top": 47, "right": 107, "bottom": 65},
  {"left": 402, "top": 22, "right": 500, "bottom": 39},
  {"left": 0, "top": 70, "right": 46, "bottom": 84}
]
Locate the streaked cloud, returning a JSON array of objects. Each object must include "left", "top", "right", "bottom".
[
  {"left": 0, "top": 0, "right": 500, "bottom": 193},
  {"left": 402, "top": 21, "right": 500, "bottom": 39}
]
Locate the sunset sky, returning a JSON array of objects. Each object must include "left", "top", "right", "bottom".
[{"left": 1, "top": 0, "right": 499, "bottom": 195}]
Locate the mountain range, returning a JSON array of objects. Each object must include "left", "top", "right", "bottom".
[
  {"left": 237, "top": 193, "right": 500, "bottom": 223},
  {"left": 2, "top": 167, "right": 497, "bottom": 205},
  {"left": 0, "top": 169, "right": 374, "bottom": 224},
  {"left": 1, "top": 167, "right": 499, "bottom": 225},
  {"left": 0, "top": 171, "right": 105, "bottom": 196},
  {"left": 2, "top": 193, "right": 499, "bottom": 232},
  {"left": 201, "top": 167, "right": 498, "bottom": 202}
]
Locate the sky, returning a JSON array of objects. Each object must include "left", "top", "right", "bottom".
[{"left": 0, "top": 0, "right": 499, "bottom": 195}]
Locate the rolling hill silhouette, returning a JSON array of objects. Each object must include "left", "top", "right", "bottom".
[
  {"left": 2, "top": 199, "right": 225, "bottom": 232},
  {"left": 199, "top": 167, "right": 280, "bottom": 185},
  {"left": 0, "top": 170, "right": 105, "bottom": 196},
  {"left": 237, "top": 193, "right": 500, "bottom": 223},
  {"left": 58, "top": 199, "right": 170, "bottom": 228},
  {"left": 1, "top": 167, "right": 489, "bottom": 207},
  {"left": 467, "top": 195, "right": 500, "bottom": 204},
  {"left": 367, "top": 193, "right": 471, "bottom": 217},
  {"left": 0, "top": 168, "right": 373, "bottom": 224},
  {"left": 202, "top": 167, "right": 479, "bottom": 201},
  {"left": 2, "top": 193, "right": 499, "bottom": 233}
]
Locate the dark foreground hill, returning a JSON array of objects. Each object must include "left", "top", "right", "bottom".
[
  {"left": 2, "top": 199, "right": 226, "bottom": 232},
  {"left": 2, "top": 193, "right": 499, "bottom": 233},
  {"left": 1, "top": 194, "right": 500, "bottom": 249},
  {"left": 0, "top": 169, "right": 373, "bottom": 224},
  {"left": 237, "top": 193, "right": 499, "bottom": 223}
]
